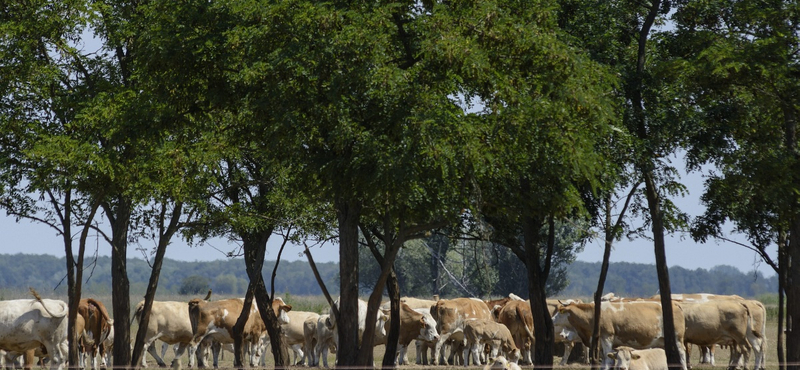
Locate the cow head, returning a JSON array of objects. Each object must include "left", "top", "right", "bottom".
[
  {"left": 418, "top": 313, "right": 439, "bottom": 342},
  {"left": 607, "top": 346, "right": 641, "bottom": 370}
]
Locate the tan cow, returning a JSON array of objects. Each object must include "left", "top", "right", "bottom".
[
  {"left": 653, "top": 293, "right": 766, "bottom": 370},
  {"left": 462, "top": 319, "right": 520, "bottom": 366},
  {"left": 495, "top": 300, "right": 534, "bottom": 365},
  {"left": 674, "top": 299, "right": 750, "bottom": 370},
  {"left": 280, "top": 310, "right": 319, "bottom": 365},
  {"left": 188, "top": 297, "right": 291, "bottom": 368},
  {"left": 552, "top": 301, "right": 687, "bottom": 370},
  {"left": 133, "top": 300, "right": 197, "bottom": 368},
  {"left": 380, "top": 297, "right": 439, "bottom": 365},
  {"left": 430, "top": 298, "right": 494, "bottom": 366},
  {"left": 607, "top": 346, "right": 668, "bottom": 370},
  {"left": 78, "top": 298, "right": 113, "bottom": 370}
]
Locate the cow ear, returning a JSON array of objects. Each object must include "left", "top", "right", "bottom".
[
  {"left": 607, "top": 353, "right": 616, "bottom": 360},
  {"left": 632, "top": 354, "right": 640, "bottom": 360},
  {"left": 419, "top": 317, "right": 426, "bottom": 325}
]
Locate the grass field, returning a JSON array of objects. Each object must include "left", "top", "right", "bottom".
[{"left": 1, "top": 290, "right": 784, "bottom": 370}]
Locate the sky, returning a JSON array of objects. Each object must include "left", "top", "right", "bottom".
[{"left": 0, "top": 153, "right": 777, "bottom": 278}]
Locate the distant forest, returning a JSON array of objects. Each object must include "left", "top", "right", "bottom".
[{"left": 0, "top": 254, "right": 776, "bottom": 299}]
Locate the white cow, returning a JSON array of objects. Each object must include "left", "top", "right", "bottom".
[
  {"left": 313, "top": 314, "right": 336, "bottom": 368},
  {"left": 280, "top": 311, "right": 320, "bottom": 366},
  {"left": 325, "top": 298, "right": 388, "bottom": 348},
  {"left": 0, "top": 297, "right": 69, "bottom": 370}
]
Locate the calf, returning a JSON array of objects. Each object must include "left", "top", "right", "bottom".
[
  {"left": 313, "top": 314, "right": 336, "bottom": 368},
  {"left": 430, "top": 298, "right": 494, "bottom": 365},
  {"left": 462, "top": 319, "right": 520, "bottom": 366},
  {"left": 78, "top": 298, "right": 113, "bottom": 370},
  {"left": 607, "top": 346, "right": 667, "bottom": 370},
  {"left": 483, "top": 355, "right": 522, "bottom": 370},
  {"left": 280, "top": 311, "right": 319, "bottom": 365}
]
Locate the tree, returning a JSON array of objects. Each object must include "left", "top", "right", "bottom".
[
  {"left": 671, "top": 1, "right": 800, "bottom": 367},
  {"left": 179, "top": 275, "right": 210, "bottom": 295}
]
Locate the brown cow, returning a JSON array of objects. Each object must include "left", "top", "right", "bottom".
[
  {"left": 78, "top": 298, "right": 113, "bottom": 370},
  {"left": 376, "top": 303, "right": 439, "bottom": 365},
  {"left": 496, "top": 300, "right": 534, "bottom": 365},
  {"left": 189, "top": 297, "right": 291, "bottom": 368},
  {"left": 552, "top": 301, "right": 687, "bottom": 370},
  {"left": 462, "top": 319, "right": 520, "bottom": 366},
  {"left": 430, "top": 298, "right": 494, "bottom": 365}
]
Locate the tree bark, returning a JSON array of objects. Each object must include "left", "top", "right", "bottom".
[
  {"left": 519, "top": 176, "right": 553, "bottom": 368},
  {"left": 106, "top": 197, "right": 133, "bottom": 368},
  {"left": 335, "top": 198, "right": 362, "bottom": 368},
  {"left": 591, "top": 196, "right": 614, "bottom": 370},
  {"left": 382, "top": 270, "right": 401, "bottom": 369},
  {"left": 786, "top": 217, "right": 800, "bottom": 370},
  {"left": 132, "top": 202, "right": 183, "bottom": 369},
  {"left": 778, "top": 230, "right": 787, "bottom": 370}
]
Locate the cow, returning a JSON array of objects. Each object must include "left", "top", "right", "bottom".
[
  {"left": 188, "top": 297, "right": 291, "bottom": 368},
  {"left": 495, "top": 300, "right": 534, "bottom": 365},
  {"left": 280, "top": 311, "right": 319, "bottom": 366},
  {"left": 483, "top": 355, "right": 522, "bottom": 370},
  {"left": 462, "top": 319, "right": 520, "bottom": 366},
  {"left": 375, "top": 303, "right": 439, "bottom": 365},
  {"left": 430, "top": 298, "right": 494, "bottom": 366},
  {"left": 133, "top": 300, "right": 198, "bottom": 368},
  {"left": 77, "top": 298, "right": 113, "bottom": 370},
  {"left": 556, "top": 326, "right": 590, "bottom": 365},
  {"left": 0, "top": 294, "right": 69, "bottom": 370},
  {"left": 378, "top": 297, "right": 439, "bottom": 365},
  {"left": 607, "top": 346, "right": 668, "bottom": 370},
  {"left": 673, "top": 299, "right": 750, "bottom": 370},
  {"left": 552, "top": 301, "right": 687, "bottom": 370},
  {"left": 324, "top": 297, "right": 388, "bottom": 349},
  {"left": 653, "top": 293, "right": 766, "bottom": 370},
  {"left": 312, "top": 314, "right": 336, "bottom": 368}
]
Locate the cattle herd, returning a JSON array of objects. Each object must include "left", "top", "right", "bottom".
[{"left": 0, "top": 291, "right": 768, "bottom": 370}]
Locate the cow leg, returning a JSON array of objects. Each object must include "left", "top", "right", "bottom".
[
  {"left": 187, "top": 344, "right": 197, "bottom": 369},
  {"left": 432, "top": 333, "right": 451, "bottom": 366},
  {"left": 210, "top": 342, "right": 221, "bottom": 369},
  {"left": 684, "top": 343, "right": 693, "bottom": 370},
  {"left": 561, "top": 341, "right": 573, "bottom": 366},
  {"left": 146, "top": 340, "right": 168, "bottom": 367},
  {"left": 169, "top": 343, "right": 190, "bottom": 369},
  {"left": 676, "top": 338, "right": 688, "bottom": 370}
]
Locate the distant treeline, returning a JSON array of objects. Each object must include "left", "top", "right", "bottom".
[
  {"left": 0, "top": 254, "right": 339, "bottom": 297},
  {"left": 562, "top": 261, "right": 777, "bottom": 298},
  {"left": 0, "top": 254, "right": 776, "bottom": 299}
]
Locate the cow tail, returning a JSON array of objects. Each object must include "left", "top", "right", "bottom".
[
  {"left": 517, "top": 305, "right": 535, "bottom": 341},
  {"left": 188, "top": 299, "right": 202, "bottom": 337},
  {"left": 131, "top": 301, "right": 145, "bottom": 328},
  {"left": 29, "top": 287, "right": 67, "bottom": 318}
]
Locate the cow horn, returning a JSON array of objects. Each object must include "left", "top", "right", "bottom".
[
  {"left": 558, "top": 299, "right": 566, "bottom": 305},
  {"left": 204, "top": 289, "right": 212, "bottom": 301}
]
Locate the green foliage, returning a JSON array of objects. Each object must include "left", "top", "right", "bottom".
[{"left": 179, "top": 275, "right": 210, "bottom": 295}]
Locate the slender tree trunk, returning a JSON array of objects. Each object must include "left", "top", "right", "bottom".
[
  {"left": 786, "top": 218, "right": 800, "bottom": 370},
  {"left": 132, "top": 202, "right": 183, "bottom": 369},
  {"left": 784, "top": 104, "right": 800, "bottom": 370},
  {"left": 336, "top": 199, "right": 362, "bottom": 368},
  {"left": 62, "top": 190, "right": 80, "bottom": 369},
  {"left": 108, "top": 198, "right": 132, "bottom": 369},
  {"left": 778, "top": 230, "right": 787, "bottom": 370},
  {"left": 382, "top": 270, "right": 401, "bottom": 369},
  {"left": 591, "top": 196, "right": 614, "bottom": 370},
  {"left": 233, "top": 285, "right": 256, "bottom": 369}
]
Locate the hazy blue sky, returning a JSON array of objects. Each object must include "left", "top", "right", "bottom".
[{"left": 1, "top": 154, "right": 777, "bottom": 278}]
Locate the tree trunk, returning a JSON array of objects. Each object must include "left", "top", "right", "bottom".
[
  {"left": 786, "top": 216, "right": 800, "bottom": 370},
  {"left": 591, "top": 196, "right": 614, "bottom": 370},
  {"left": 778, "top": 230, "right": 787, "bottom": 370},
  {"left": 518, "top": 178, "right": 553, "bottom": 369},
  {"left": 335, "top": 199, "right": 362, "bottom": 368},
  {"left": 132, "top": 203, "right": 182, "bottom": 368},
  {"left": 108, "top": 198, "right": 132, "bottom": 368},
  {"left": 233, "top": 285, "right": 256, "bottom": 369},
  {"left": 382, "top": 270, "right": 401, "bottom": 369},
  {"left": 643, "top": 171, "right": 682, "bottom": 368}
]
